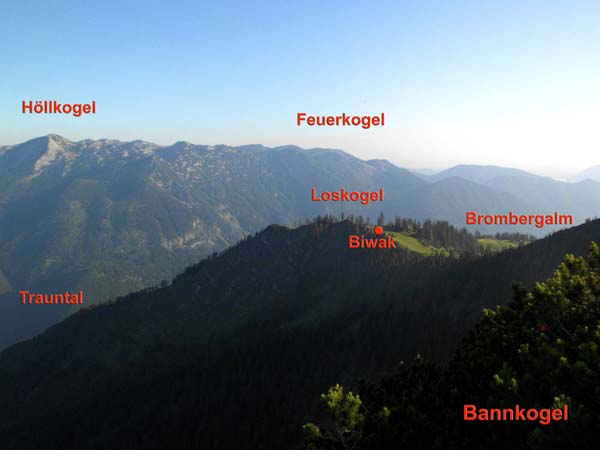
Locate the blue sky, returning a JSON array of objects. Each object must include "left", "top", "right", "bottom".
[{"left": 2, "top": 0, "right": 599, "bottom": 176}]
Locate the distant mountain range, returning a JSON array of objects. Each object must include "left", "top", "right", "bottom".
[
  {"left": 571, "top": 164, "right": 600, "bottom": 182},
  {"left": 0, "top": 135, "right": 599, "bottom": 350},
  {"left": 1, "top": 217, "right": 599, "bottom": 449},
  {"left": 421, "top": 164, "right": 535, "bottom": 184},
  {"left": 415, "top": 164, "right": 600, "bottom": 222},
  {"left": 417, "top": 163, "right": 600, "bottom": 184}
]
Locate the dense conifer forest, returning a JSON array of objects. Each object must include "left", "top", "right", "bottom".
[
  {"left": 0, "top": 217, "right": 598, "bottom": 449},
  {"left": 305, "top": 244, "right": 600, "bottom": 449}
]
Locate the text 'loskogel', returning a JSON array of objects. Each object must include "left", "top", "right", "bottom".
[{"left": 22, "top": 100, "right": 96, "bottom": 117}]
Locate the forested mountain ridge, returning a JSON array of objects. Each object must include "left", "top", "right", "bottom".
[
  {"left": 0, "top": 135, "right": 243, "bottom": 349},
  {"left": 0, "top": 136, "right": 432, "bottom": 340},
  {"left": 0, "top": 135, "right": 430, "bottom": 350},
  {"left": 1, "top": 134, "right": 570, "bottom": 350},
  {"left": 306, "top": 244, "right": 600, "bottom": 449},
  {"left": 1, "top": 217, "right": 600, "bottom": 450},
  {"left": 395, "top": 176, "right": 533, "bottom": 231}
]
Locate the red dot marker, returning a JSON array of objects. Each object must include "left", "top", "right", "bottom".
[{"left": 374, "top": 225, "right": 383, "bottom": 235}]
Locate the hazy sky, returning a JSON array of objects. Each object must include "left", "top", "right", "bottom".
[{"left": 2, "top": 0, "right": 599, "bottom": 177}]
